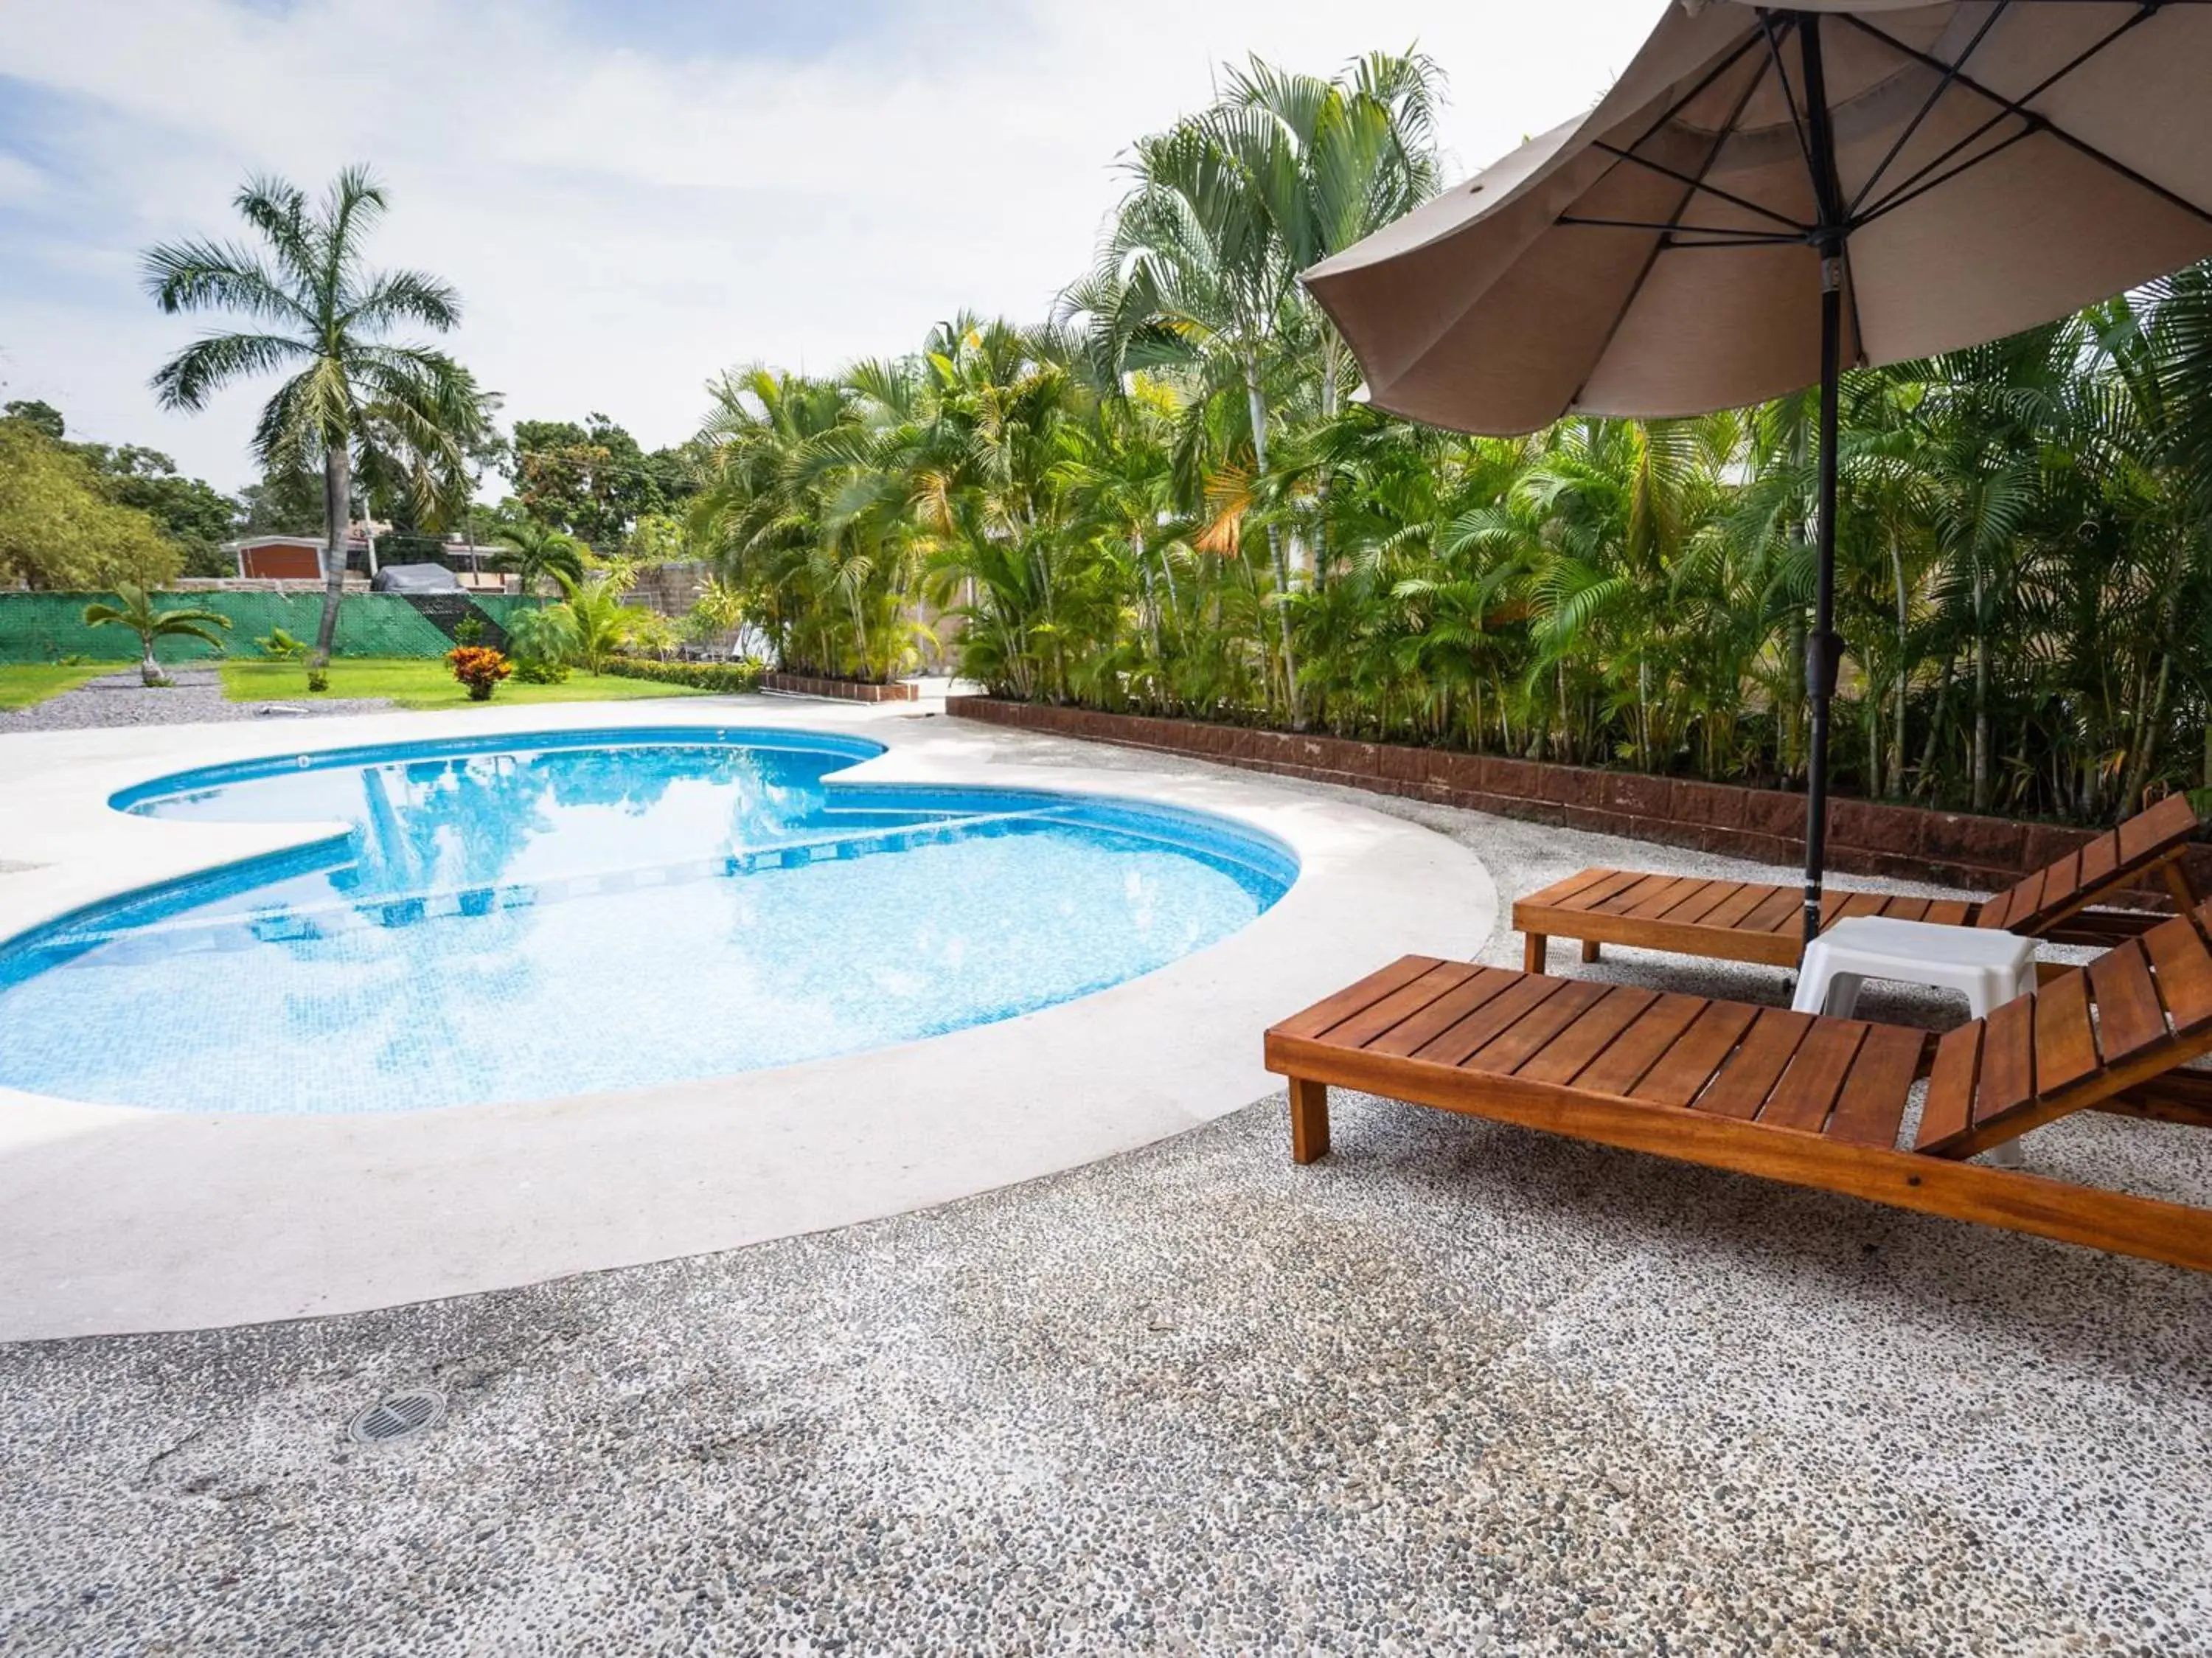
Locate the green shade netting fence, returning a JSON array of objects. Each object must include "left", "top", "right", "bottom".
[{"left": 0, "top": 593, "right": 545, "bottom": 663}]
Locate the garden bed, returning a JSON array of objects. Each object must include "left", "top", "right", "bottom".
[{"left": 947, "top": 696, "right": 2211, "bottom": 900}]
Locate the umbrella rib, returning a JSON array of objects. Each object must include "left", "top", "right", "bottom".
[
  {"left": 1846, "top": 0, "right": 2014, "bottom": 219},
  {"left": 1579, "top": 26, "right": 1802, "bottom": 230},
  {"left": 1655, "top": 235, "right": 1818, "bottom": 252},
  {"left": 1854, "top": 101, "right": 2039, "bottom": 220},
  {"left": 1850, "top": 7, "right": 2157, "bottom": 221},
  {"left": 1854, "top": 124, "right": 2045, "bottom": 231},
  {"left": 1756, "top": 10, "right": 1821, "bottom": 187},
  {"left": 1840, "top": 10, "right": 2212, "bottom": 230},
  {"left": 1559, "top": 215, "right": 1801, "bottom": 242},
  {"left": 1589, "top": 143, "right": 1810, "bottom": 234},
  {"left": 1613, "top": 27, "right": 1773, "bottom": 163},
  {"left": 1566, "top": 39, "right": 1784, "bottom": 414}
]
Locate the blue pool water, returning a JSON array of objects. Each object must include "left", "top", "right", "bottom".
[{"left": 0, "top": 729, "right": 1295, "bottom": 1114}]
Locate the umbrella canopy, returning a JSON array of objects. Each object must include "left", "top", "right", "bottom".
[
  {"left": 1304, "top": 1, "right": 2212, "bottom": 947},
  {"left": 1307, "top": 1, "right": 2212, "bottom": 433}
]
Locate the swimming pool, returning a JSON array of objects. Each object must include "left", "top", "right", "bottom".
[{"left": 0, "top": 729, "right": 1295, "bottom": 1114}]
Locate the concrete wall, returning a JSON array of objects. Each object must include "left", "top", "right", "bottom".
[{"left": 626, "top": 561, "right": 712, "bottom": 617}]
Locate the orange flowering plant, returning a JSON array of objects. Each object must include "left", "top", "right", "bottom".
[{"left": 447, "top": 645, "right": 512, "bottom": 701}]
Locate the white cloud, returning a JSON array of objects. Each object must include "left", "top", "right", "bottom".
[
  {"left": 0, "top": 0, "right": 1658, "bottom": 491},
  {"left": 0, "top": 151, "right": 45, "bottom": 205}
]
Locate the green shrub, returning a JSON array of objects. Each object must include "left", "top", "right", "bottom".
[
  {"left": 601, "top": 656, "right": 764, "bottom": 693},
  {"left": 448, "top": 645, "right": 512, "bottom": 701},
  {"left": 512, "top": 658, "right": 570, "bottom": 684},
  {"left": 504, "top": 601, "right": 581, "bottom": 672},
  {"left": 256, "top": 626, "right": 307, "bottom": 661}
]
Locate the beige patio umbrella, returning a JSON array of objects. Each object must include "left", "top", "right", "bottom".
[{"left": 1305, "top": 0, "right": 2212, "bottom": 948}]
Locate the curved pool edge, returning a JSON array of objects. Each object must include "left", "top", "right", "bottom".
[
  {"left": 104, "top": 722, "right": 892, "bottom": 812},
  {"left": 5, "top": 726, "right": 1298, "bottom": 1054},
  {"left": 0, "top": 699, "right": 1496, "bottom": 1338}
]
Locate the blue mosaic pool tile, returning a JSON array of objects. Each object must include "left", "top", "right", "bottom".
[{"left": 0, "top": 733, "right": 1295, "bottom": 1113}]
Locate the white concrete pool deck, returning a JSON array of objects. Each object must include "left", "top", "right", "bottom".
[{"left": 0, "top": 696, "right": 1495, "bottom": 1339}]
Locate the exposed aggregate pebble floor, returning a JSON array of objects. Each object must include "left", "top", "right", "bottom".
[{"left": 1, "top": 720, "right": 2208, "bottom": 1657}]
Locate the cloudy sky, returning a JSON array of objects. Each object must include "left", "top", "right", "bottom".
[{"left": 0, "top": 0, "right": 1658, "bottom": 492}]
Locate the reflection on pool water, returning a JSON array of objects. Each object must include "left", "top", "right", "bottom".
[{"left": 0, "top": 729, "right": 1295, "bottom": 1114}]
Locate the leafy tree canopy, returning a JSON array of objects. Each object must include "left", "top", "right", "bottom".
[
  {"left": 0, "top": 417, "right": 181, "bottom": 590},
  {"left": 69, "top": 441, "right": 240, "bottom": 576},
  {"left": 509, "top": 413, "right": 697, "bottom": 549},
  {"left": 237, "top": 466, "right": 328, "bottom": 536},
  {"left": 4, "top": 399, "right": 65, "bottom": 440},
  {"left": 1, "top": 400, "right": 243, "bottom": 575}
]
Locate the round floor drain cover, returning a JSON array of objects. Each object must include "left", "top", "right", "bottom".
[{"left": 348, "top": 1388, "right": 446, "bottom": 1446}]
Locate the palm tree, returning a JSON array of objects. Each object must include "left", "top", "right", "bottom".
[
  {"left": 488, "top": 516, "right": 587, "bottom": 597},
  {"left": 1065, "top": 111, "right": 1304, "bottom": 714},
  {"left": 691, "top": 366, "right": 857, "bottom": 670},
  {"left": 550, "top": 570, "right": 650, "bottom": 674},
  {"left": 142, "top": 166, "right": 479, "bottom": 668},
  {"left": 1062, "top": 53, "right": 1445, "bottom": 723},
  {"left": 83, "top": 586, "right": 233, "bottom": 686}
]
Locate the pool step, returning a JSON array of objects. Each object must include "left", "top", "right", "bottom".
[{"left": 34, "top": 806, "right": 1085, "bottom": 961}]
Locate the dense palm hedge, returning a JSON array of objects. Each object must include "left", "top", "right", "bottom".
[{"left": 688, "top": 53, "right": 2212, "bottom": 827}]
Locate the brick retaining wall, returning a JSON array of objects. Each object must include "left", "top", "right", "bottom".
[
  {"left": 762, "top": 672, "right": 917, "bottom": 703},
  {"left": 948, "top": 696, "right": 2209, "bottom": 901}
]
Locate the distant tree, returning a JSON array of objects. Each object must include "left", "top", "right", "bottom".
[
  {"left": 143, "top": 165, "right": 480, "bottom": 668},
  {"left": 0, "top": 418, "right": 181, "bottom": 589},
  {"left": 236, "top": 465, "right": 329, "bottom": 535},
  {"left": 3, "top": 399, "right": 65, "bottom": 440},
  {"left": 509, "top": 413, "right": 689, "bottom": 548},
  {"left": 643, "top": 440, "right": 700, "bottom": 512},
  {"left": 1, "top": 402, "right": 240, "bottom": 575},
  {"left": 82, "top": 584, "right": 232, "bottom": 685},
  {"left": 624, "top": 511, "right": 689, "bottom": 564},
  {"left": 67, "top": 441, "right": 240, "bottom": 575}
]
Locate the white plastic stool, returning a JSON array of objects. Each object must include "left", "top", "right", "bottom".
[{"left": 1792, "top": 915, "right": 2037, "bottom": 1020}]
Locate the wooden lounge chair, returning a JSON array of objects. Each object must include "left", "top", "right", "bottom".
[
  {"left": 1515, "top": 791, "right": 2203, "bottom": 972},
  {"left": 1264, "top": 906, "right": 2212, "bottom": 1272}
]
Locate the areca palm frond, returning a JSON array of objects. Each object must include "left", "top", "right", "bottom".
[{"left": 652, "top": 50, "right": 2212, "bottom": 817}]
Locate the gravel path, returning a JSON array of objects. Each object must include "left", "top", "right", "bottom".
[
  {"left": 2, "top": 728, "right": 2208, "bottom": 1656},
  {"left": 0, "top": 668, "right": 392, "bottom": 732}
]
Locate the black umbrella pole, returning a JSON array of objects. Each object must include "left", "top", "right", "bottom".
[{"left": 1801, "top": 261, "right": 1844, "bottom": 952}]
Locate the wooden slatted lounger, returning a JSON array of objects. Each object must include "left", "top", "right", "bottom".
[
  {"left": 1515, "top": 791, "right": 2203, "bottom": 972},
  {"left": 1264, "top": 903, "right": 2212, "bottom": 1272}
]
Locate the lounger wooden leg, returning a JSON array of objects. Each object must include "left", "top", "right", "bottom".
[
  {"left": 2162, "top": 859, "right": 2199, "bottom": 914},
  {"left": 1581, "top": 938, "right": 1601, "bottom": 963},
  {"left": 1288, "top": 1077, "right": 1331, "bottom": 1164},
  {"left": 1523, "top": 932, "right": 1548, "bottom": 973}
]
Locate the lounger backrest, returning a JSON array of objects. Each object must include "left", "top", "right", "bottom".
[
  {"left": 1973, "top": 791, "right": 2201, "bottom": 934},
  {"left": 1921, "top": 897, "right": 2212, "bottom": 1153}
]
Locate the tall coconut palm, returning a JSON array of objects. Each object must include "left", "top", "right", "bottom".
[{"left": 143, "top": 167, "right": 479, "bottom": 667}]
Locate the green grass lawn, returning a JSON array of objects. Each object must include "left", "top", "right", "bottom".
[
  {"left": 0, "top": 663, "right": 111, "bottom": 710},
  {"left": 219, "top": 658, "right": 715, "bottom": 711}
]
